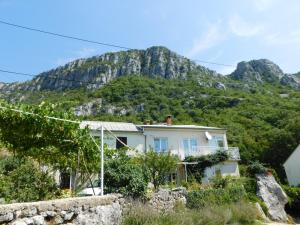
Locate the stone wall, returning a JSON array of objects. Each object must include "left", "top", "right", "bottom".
[
  {"left": 0, "top": 195, "right": 122, "bottom": 225},
  {"left": 148, "top": 188, "right": 187, "bottom": 211}
]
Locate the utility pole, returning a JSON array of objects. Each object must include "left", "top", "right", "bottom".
[{"left": 100, "top": 126, "right": 104, "bottom": 196}]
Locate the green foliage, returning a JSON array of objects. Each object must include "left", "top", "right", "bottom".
[
  {"left": 9, "top": 75, "right": 300, "bottom": 182},
  {"left": 138, "top": 150, "right": 179, "bottom": 189},
  {"left": 283, "top": 185, "right": 300, "bottom": 208},
  {"left": 247, "top": 161, "right": 268, "bottom": 176},
  {"left": 0, "top": 101, "right": 99, "bottom": 174},
  {"left": 0, "top": 156, "right": 60, "bottom": 203},
  {"left": 122, "top": 201, "right": 261, "bottom": 225},
  {"left": 186, "top": 186, "right": 247, "bottom": 209},
  {"left": 104, "top": 149, "right": 148, "bottom": 198},
  {"left": 185, "top": 151, "right": 228, "bottom": 182}
]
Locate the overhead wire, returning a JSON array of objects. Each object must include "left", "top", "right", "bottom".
[{"left": 0, "top": 19, "right": 235, "bottom": 68}]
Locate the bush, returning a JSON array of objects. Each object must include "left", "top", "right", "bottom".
[
  {"left": 283, "top": 185, "right": 300, "bottom": 212},
  {"left": 247, "top": 161, "right": 267, "bottom": 175},
  {"left": 122, "top": 201, "right": 261, "bottom": 225},
  {"left": 105, "top": 150, "right": 148, "bottom": 198},
  {"left": 0, "top": 157, "right": 60, "bottom": 203},
  {"left": 138, "top": 150, "right": 178, "bottom": 189},
  {"left": 186, "top": 186, "right": 247, "bottom": 209}
]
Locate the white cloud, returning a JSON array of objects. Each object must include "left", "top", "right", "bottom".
[
  {"left": 253, "top": 0, "right": 276, "bottom": 11},
  {"left": 186, "top": 22, "right": 226, "bottom": 58},
  {"left": 229, "top": 15, "right": 263, "bottom": 37},
  {"left": 55, "top": 48, "right": 97, "bottom": 66}
]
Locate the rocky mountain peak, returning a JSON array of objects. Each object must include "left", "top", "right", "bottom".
[
  {"left": 230, "top": 59, "right": 284, "bottom": 83},
  {"left": 0, "top": 46, "right": 216, "bottom": 92}
]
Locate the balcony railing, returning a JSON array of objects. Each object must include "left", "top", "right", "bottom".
[{"left": 171, "top": 146, "right": 240, "bottom": 161}]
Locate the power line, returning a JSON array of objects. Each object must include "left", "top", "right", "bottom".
[
  {"left": 0, "top": 19, "right": 131, "bottom": 50},
  {"left": 193, "top": 60, "right": 234, "bottom": 67},
  {"left": 0, "top": 19, "right": 235, "bottom": 67},
  {"left": 0, "top": 69, "right": 100, "bottom": 86}
]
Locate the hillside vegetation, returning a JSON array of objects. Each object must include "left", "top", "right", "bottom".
[{"left": 7, "top": 75, "right": 300, "bottom": 181}]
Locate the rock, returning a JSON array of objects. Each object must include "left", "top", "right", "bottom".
[
  {"left": 23, "top": 217, "right": 34, "bottom": 225},
  {"left": 11, "top": 220, "right": 27, "bottom": 225},
  {"left": 214, "top": 82, "right": 226, "bottom": 90},
  {"left": 74, "top": 98, "right": 102, "bottom": 117},
  {"left": 64, "top": 212, "right": 74, "bottom": 221},
  {"left": 256, "top": 173, "right": 288, "bottom": 222},
  {"left": 255, "top": 202, "right": 270, "bottom": 222},
  {"left": 32, "top": 215, "right": 45, "bottom": 225},
  {"left": 0, "top": 46, "right": 216, "bottom": 92},
  {"left": 230, "top": 59, "right": 284, "bottom": 83},
  {"left": 149, "top": 187, "right": 187, "bottom": 211},
  {"left": 0, "top": 212, "right": 14, "bottom": 223},
  {"left": 280, "top": 74, "right": 300, "bottom": 88}
]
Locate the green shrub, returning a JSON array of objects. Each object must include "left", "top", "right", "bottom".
[
  {"left": 283, "top": 185, "right": 300, "bottom": 212},
  {"left": 247, "top": 161, "right": 267, "bottom": 175},
  {"left": 0, "top": 157, "right": 60, "bottom": 203},
  {"left": 105, "top": 150, "right": 148, "bottom": 198},
  {"left": 186, "top": 186, "right": 247, "bottom": 209},
  {"left": 138, "top": 150, "right": 178, "bottom": 189}
]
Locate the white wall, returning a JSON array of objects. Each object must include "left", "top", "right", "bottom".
[
  {"left": 202, "top": 161, "right": 240, "bottom": 183},
  {"left": 91, "top": 130, "right": 145, "bottom": 152},
  {"left": 143, "top": 128, "right": 227, "bottom": 159},
  {"left": 284, "top": 145, "right": 300, "bottom": 186}
]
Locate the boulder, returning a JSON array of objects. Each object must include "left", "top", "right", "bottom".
[{"left": 256, "top": 173, "right": 288, "bottom": 222}]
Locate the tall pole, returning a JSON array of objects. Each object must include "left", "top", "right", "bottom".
[{"left": 100, "top": 126, "right": 104, "bottom": 196}]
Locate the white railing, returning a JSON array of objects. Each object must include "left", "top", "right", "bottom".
[{"left": 171, "top": 146, "right": 240, "bottom": 161}]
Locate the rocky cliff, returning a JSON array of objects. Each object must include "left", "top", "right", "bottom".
[
  {"left": 0, "top": 46, "right": 216, "bottom": 92},
  {"left": 1, "top": 47, "right": 300, "bottom": 94},
  {"left": 230, "top": 59, "right": 300, "bottom": 88}
]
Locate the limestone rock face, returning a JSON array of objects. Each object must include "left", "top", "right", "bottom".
[
  {"left": 256, "top": 173, "right": 288, "bottom": 222},
  {"left": 74, "top": 99, "right": 102, "bottom": 117},
  {"left": 230, "top": 59, "right": 284, "bottom": 83},
  {"left": 0, "top": 46, "right": 216, "bottom": 92},
  {"left": 280, "top": 74, "right": 300, "bottom": 88}
]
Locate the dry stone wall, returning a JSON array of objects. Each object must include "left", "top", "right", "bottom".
[{"left": 0, "top": 195, "right": 122, "bottom": 225}]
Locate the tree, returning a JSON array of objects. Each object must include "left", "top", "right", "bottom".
[
  {"left": 0, "top": 101, "right": 99, "bottom": 174},
  {"left": 139, "top": 150, "right": 179, "bottom": 189},
  {"left": 104, "top": 149, "right": 148, "bottom": 198}
]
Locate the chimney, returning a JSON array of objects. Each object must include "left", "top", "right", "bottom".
[
  {"left": 144, "top": 120, "right": 151, "bottom": 125},
  {"left": 166, "top": 115, "right": 172, "bottom": 125}
]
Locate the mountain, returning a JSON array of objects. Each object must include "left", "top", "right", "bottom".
[
  {"left": 229, "top": 59, "right": 300, "bottom": 88},
  {"left": 0, "top": 46, "right": 217, "bottom": 92},
  {"left": 230, "top": 59, "right": 284, "bottom": 83},
  {"left": 1, "top": 46, "right": 300, "bottom": 96}
]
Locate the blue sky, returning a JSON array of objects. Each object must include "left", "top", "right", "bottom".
[{"left": 1, "top": 0, "right": 300, "bottom": 83}]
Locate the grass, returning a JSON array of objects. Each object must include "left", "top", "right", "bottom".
[{"left": 122, "top": 201, "right": 263, "bottom": 225}]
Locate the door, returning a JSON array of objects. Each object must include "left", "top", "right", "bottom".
[{"left": 116, "top": 137, "right": 127, "bottom": 149}]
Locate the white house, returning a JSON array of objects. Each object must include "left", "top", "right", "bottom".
[
  {"left": 284, "top": 144, "right": 300, "bottom": 187},
  {"left": 80, "top": 118, "right": 240, "bottom": 183}
]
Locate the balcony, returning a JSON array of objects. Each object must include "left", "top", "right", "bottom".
[{"left": 171, "top": 146, "right": 240, "bottom": 161}]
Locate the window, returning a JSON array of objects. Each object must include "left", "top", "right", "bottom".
[
  {"left": 116, "top": 137, "right": 127, "bottom": 149},
  {"left": 183, "top": 138, "right": 198, "bottom": 153},
  {"left": 209, "top": 136, "right": 224, "bottom": 149},
  {"left": 154, "top": 138, "right": 168, "bottom": 153}
]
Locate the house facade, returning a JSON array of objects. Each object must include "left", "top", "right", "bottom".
[
  {"left": 284, "top": 144, "right": 300, "bottom": 187},
  {"left": 80, "top": 119, "right": 240, "bottom": 183}
]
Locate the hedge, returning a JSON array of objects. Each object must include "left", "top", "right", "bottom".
[{"left": 186, "top": 186, "right": 247, "bottom": 209}]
